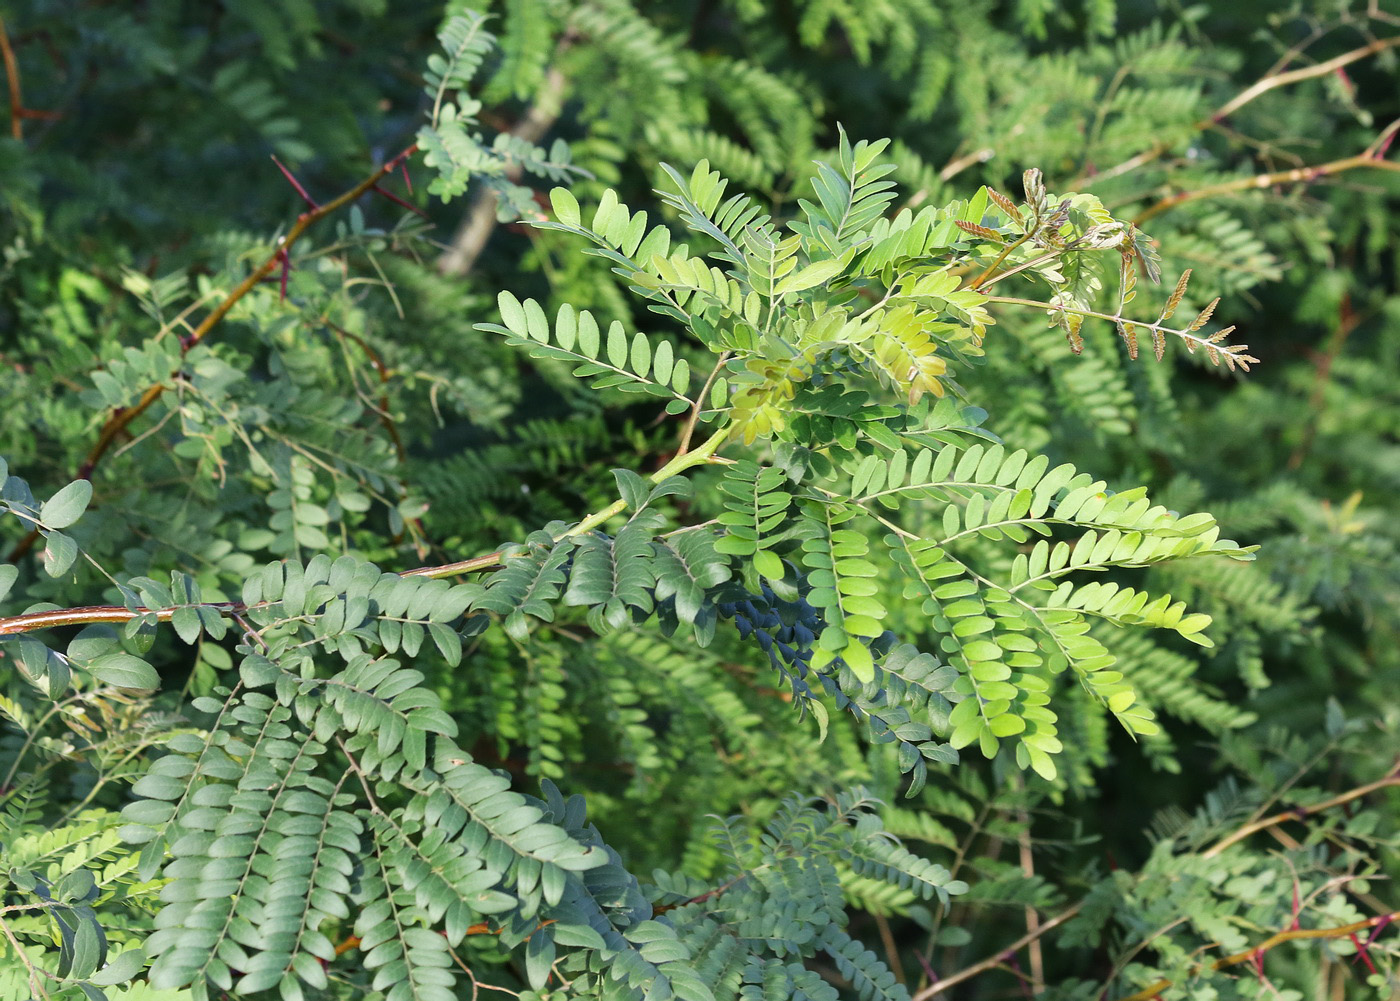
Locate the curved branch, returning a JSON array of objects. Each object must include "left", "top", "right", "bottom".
[
  {"left": 1080, "top": 34, "right": 1400, "bottom": 188},
  {"left": 915, "top": 769, "right": 1400, "bottom": 999},
  {"left": 5, "top": 144, "right": 419, "bottom": 563},
  {"left": 1111, "top": 910, "right": 1400, "bottom": 1001},
  {"left": 1133, "top": 131, "right": 1400, "bottom": 225}
]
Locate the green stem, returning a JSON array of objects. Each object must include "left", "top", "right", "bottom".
[
  {"left": 967, "top": 230, "right": 1032, "bottom": 291},
  {"left": 561, "top": 425, "right": 733, "bottom": 540},
  {"left": 0, "top": 429, "right": 735, "bottom": 629},
  {"left": 676, "top": 352, "right": 731, "bottom": 456}
]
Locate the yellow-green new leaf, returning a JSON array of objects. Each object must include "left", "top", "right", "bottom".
[{"left": 774, "top": 258, "right": 844, "bottom": 296}]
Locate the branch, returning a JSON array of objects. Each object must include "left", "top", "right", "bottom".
[
  {"left": 676, "top": 351, "right": 731, "bottom": 455},
  {"left": 0, "top": 14, "right": 56, "bottom": 142},
  {"left": 4, "top": 144, "right": 419, "bottom": 563},
  {"left": 1202, "top": 767, "right": 1400, "bottom": 858},
  {"left": 0, "top": 601, "right": 245, "bottom": 637},
  {"left": 909, "top": 903, "right": 1084, "bottom": 1000},
  {"left": 1133, "top": 128, "right": 1400, "bottom": 224},
  {"left": 915, "top": 769, "right": 1400, "bottom": 998},
  {"left": 80, "top": 144, "right": 420, "bottom": 479},
  {"left": 0, "top": 426, "right": 734, "bottom": 633},
  {"left": 1110, "top": 910, "right": 1400, "bottom": 1001},
  {"left": 1080, "top": 34, "right": 1400, "bottom": 188},
  {"left": 0, "top": 14, "right": 22, "bottom": 141},
  {"left": 1213, "top": 36, "right": 1400, "bottom": 125}
]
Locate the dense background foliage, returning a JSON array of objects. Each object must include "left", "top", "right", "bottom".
[{"left": 1, "top": 1, "right": 1398, "bottom": 999}]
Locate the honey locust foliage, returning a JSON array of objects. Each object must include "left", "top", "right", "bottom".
[{"left": 3, "top": 2, "right": 1400, "bottom": 1001}]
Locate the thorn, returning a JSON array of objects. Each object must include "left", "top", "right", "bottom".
[
  {"left": 914, "top": 952, "right": 938, "bottom": 984},
  {"left": 1349, "top": 933, "right": 1378, "bottom": 975},
  {"left": 277, "top": 248, "right": 291, "bottom": 302},
  {"left": 272, "top": 156, "right": 320, "bottom": 210},
  {"left": 1334, "top": 65, "right": 1355, "bottom": 97},
  {"left": 372, "top": 184, "right": 428, "bottom": 218}
]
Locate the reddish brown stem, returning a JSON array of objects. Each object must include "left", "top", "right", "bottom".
[
  {"left": 5, "top": 144, "right": 419, "bottom": 563},
  {"left": 0, "top": 14, "right": 23, "bottom": 140},
  {"left": 914, "top": 769, "right": 1400, "bottom": 999},
  {"left": 85, "top": 143, "right": 418, "bottom": 476},
  {"left": 372, "top": 183, "right": 428, "bottom": 218},
  {"left": 1111, "top": 910, "right": 1400, "bottom": 1001},
  {"left": 0, "top": 16, "right": 53, "bottom": 140},
  {"left": 1202, "top": 768, "right": 1400, "bottom": 858},
  {"left": 325, "top": 321, "right": 406, "bottom": 462},
  {"left": 0, "top": 547, "right": 510, "bottom": 636},
  {"left": 1079, "top": 35, "right": 1400, "bottom": 189},
  {"left": 0, "top": 602, "right": 242, "bottom": 636},
  {"left": 1133, "top": 145, "right": 1400, "bottom": 225},
  {"left": 272, "top": 155, "right": 321, "bottom": 210}
]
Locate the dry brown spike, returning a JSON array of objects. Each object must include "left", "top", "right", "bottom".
[
  {"left": 1187, "top": 297, "right": 1220, "bottom": 333},
  {"left": 1118, "top": 321, "right": 1140, "bottom": 360},
  {"left": 955, "top": 220, "right": 1004, "bottom": 242},
  {"left": 987, "top": 187, "right": 1023, "bottom": 225},
  {"left": 1159, "top": 269, "right": 1191, "bottom": 323}
]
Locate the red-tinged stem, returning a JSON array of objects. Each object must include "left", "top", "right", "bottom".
[
  {"left": 1076, "top": 35, "right": 1400, "bottom": 189},
  {"left": 0, "top": 603, "right": 238, "bottom": 636},
  {"left": 372, "top": 183, "right": 428, "bottom": 218},
  {"left": 80, "top": 143, "right": 418, "bottom": 479},
  {"left": 915, "top": 769, "right": 1400, "bottom": 999},
  {"left": 1110, "top": 911, "right": 1400, "bottom": 1001},
  {"left": 5, "top": 144, "right": 419, "bottom": 563},
  {"left": 1133, "top": 141, "right": 1400, "bottom": 225},
  {"left": 0, "top": 14, "right": 24, "bottom": 140},
  {"left": 272, "top": 155, "right": 320, "bottom": 210},
  {"left": 1, "top": 429, "right": 734, "bottom": 635}
]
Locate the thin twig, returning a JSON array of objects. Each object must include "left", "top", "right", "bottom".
[
  {"left": 967, "top": 231, "right": 1032, "bottom": 291},
  {"left": 1078, "top": 34, "right": 1400, "bottom": 188},
  {"left": 1202, "top": 769, "right": 1400, "bottom": 858},
  {"left": 917, "top": 769, "right": 1400, "bottom": 998},
  {"left": 78, "top": 144, "right": 419, "bottom": 478},
  {"left": 676, "top": 351, "right": 731, "bottom": 455},
  {"left": 911, "top": 904, "right": 1084, "bottom": 1000},
  {"left": 1015, "top": 799, "right": 1044, "bottom": 992},
  {"left": 1109, "top": 910, "right": 1400, "bottom": 1001},
  {"left": 0, "top": 14, "right": 24, "bottom": 140},
  {"left": 0, "top": 914, "right": 47, "bottom": 999},
  {"left": 0, "top": 426, "right": 735, "bottom": 633},
  {"left": 325, "top": 320, "right": 406, "bottom": 462},
  {"left": 1212, "top": 37, "right": 1400, "bottom": 125},
  {"left": 5, "top": 144, "right": 419, "bottom": 563},
  {"left": 1133, "top": 135, "right": 1400, "bottom": 225}
]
